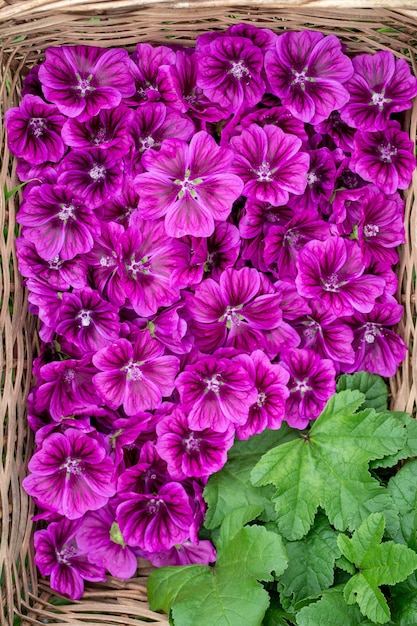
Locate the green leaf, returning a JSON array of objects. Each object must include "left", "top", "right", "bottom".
[
  {"left": 147, "top": 565, "right": 209, "bottom": 613},
  {"left": 4, "top": 180, "right": 32, "bottom": 201},
  {"left": 252, "top": 390, "right": 403, "bottom": 540},
  {"left": 279, "top": 512, "right": 340, "bottom": 605},
  {"left": 336, "top": 373, "right": 388, "bottom": 412},
  {"left": 218, "top": 505, "right": 263, "bottom": 547},
  {"left": 387, "top": 459, "right": 417, "bottom": 546},
  {"left": 391, "top": 573, "right": 417, "bottom": 625},
  {"left": 296, "top": 588, "right": 376, "bottom": 626},
  {"left": 204, "top": 426, "right": 298, "bottom": 529},
  {"left": 371, "top": 413, "right": 417, "bottom": 469},
  {"left": 338, "top": 513, "right": 417, "bottom": 624}
]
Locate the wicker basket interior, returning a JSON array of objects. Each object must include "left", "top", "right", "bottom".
[{"left": 1, "top": 3, "right": 417, "bottom": 625}]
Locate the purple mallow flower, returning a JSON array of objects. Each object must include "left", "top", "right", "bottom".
[
  {"left": 230, "top": 124, "right": 309, "bottom": 205},
  {"left": 34, "top": 518, "right": 106, "bottom": 600},
  {"left": 5, "top": 94, "right": 66, "bottom": 164},
  {"left": 341, "top": 50, "right": 417, "bottom": 132},
  {"left": 23, "top": 428, "right": 116, "bottom": 519},
  {"left": 350, "top": 120, "right": 416, "bottom": 195},
  {"left": 135, "top": 131, "right": 243, "bottom": 237},
  {"left": 295, "top": 237, "right": 385, "bottom": 317},
  {"left": 265, "top": 30, "right": 353, "bottom": 123},
  {"left": 144, "top": 540, "right": 216, "bottom": 568},
  {"left": 93, "top": 333, "right": 179, "bottom": 415},
  {"left": 39, "top": 45, "right": 135, "bottom": 120}
]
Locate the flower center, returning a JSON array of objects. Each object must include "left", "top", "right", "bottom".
[
  {"left": 58, "top": 203, "right": 76, "bottom": 222},
  {"left": 364, "top": 323, "right": 380, "bottom": 343},
  {"left": 91, "top": 127, "right": 107, "bottom": 145},
  {"left": 174, "top": 169, "right": 203, "bottom": 200},
  {"left": 183, "top": 432, "right": 201, "bottom": 453},
  {"left": 123, "top": 359, "right": 143, "bottom": 381},
  {"left": 61, "top": 456, "right": 82, "bottom": 476},
  {"left": 185, "top": 91, "right": 197, "bottom": 105},
  {"left": 363, "top": 223, "right": 380, "bottom": 237},
  {"left": 229, "top": 60, "right": 250, "bottom": 80},
  {"left": 63, "top": 368, "right": 75, "bottom": 384},
  {"left": 140, "top": 135, "right": 155, "bottom": 151},
  {"left": 100, "top": 254, "right": 116, "bottom": 267},
  {"left": 55, "top": 543, "right": 77, "bottom": 564},
  {"left": 322, "top": 273, "right": 341, "bottom": 292},
  {"left": 378, "top": 142, "right": 397, "bottom": 163},
  {"left": 292, "top": 69, "right": 308, "bottom": 85},
  {"left": 126, "top": 255, "right": 150, "bottom": 277},
  {"left": 74, "top": 73, "right": 95, "bottom": 98},
  {"left": 29, "top": 117, "right": 46, "bottom": 138},
  {"left": 257, "top": 391, "right": 267, "bottom": 407},
  {"left": 371, "top": 91, "right": 389, "bottom": 109},
  {"left": 254, "top": 161, "right": 273, "bottom": 182},
  {"left": 204, "top": 373, "right": 223, "bottom": 394},
  {"left": 89, "top": 164, "right": 106, "bottom": 181},
  {"left": 147, "top": 498, "right": 161, "bottom": 515},
  {"left": 304, "top": 321, "right": 319, "bottom": 340},
  {"left": 284, "top": 230, "right": 301, "bottom": 248},
  {"left": 306, "top": 171, "right": 319, "bottom": 185},
  {"left": 48, "top": 255, "right": 63, "bottom": 270},
  {"left": 77, "top": 309, "right": 92, "bottom": 327},
  {"left": 294, "top": 377, "right": 312, "bottom": 396}
]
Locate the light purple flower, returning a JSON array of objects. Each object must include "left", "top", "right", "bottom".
[
  {"left": 23, "top": 428, "right": 116, "bottom": 519},
  {"left": 230, "top": 124, "right": 309, "bottom": 205},
  {"left": 5, "top": 94, "right": 66, "bottom": 164},
  {"left": 56, "top": 287, "right": 120, "bottom": 352},
  {"left": 76, "top": 504, "right": 138, "bottom": 579},
  {"left": 144, "top": 540, "right": 216, "bottom": 568},
  {"left": 93, "top": 333, "right": 179, "bottom": 415},
  {"left": 17, "top": 183, "right": 101, "bottom": 261},
  {"left": 282, "top": 348, "right": 336, "bottom": 429},
  {"left": 116, "top": 482, "right": 194, "bottom": 552},
  {"left": 340, "top": 299, "right": 407, "bottom": 377},
  {"left": 58, "top": 149, "right": 123, "bottom": 208},
  {"left": 176, "top": 355, "right": 257, "bottom": 432},
  {"left": 196, "top": 36, "right": 265, "bottom": 112},
  {"left": 295, "top": 237, "right": 385, "bottom": 317},
  {"left": 39, "top": 45, "right": 135, "bottom": 120},
  {"left": 265, "top": 31, "right": 353, "bottom": 123},
  {"left": 340, "top": 50, "right": 417, "bottom": 132},
  {"left": 350, "top": 121, "right": 416, "bottom": 195},
  {"left": 34, "top": 518, "right": 106, "bottom": 600},
  {"left": 135, "top": 131, "right": 243, "bottom": 238},
  {"left": 155, "top": 405, "right": 235, "bottom": 479}
]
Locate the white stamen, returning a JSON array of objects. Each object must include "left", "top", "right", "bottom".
[
  {"left": 183, "top": 432, "right": 201, "bottom": 452},
  {"left": 204, "top": 373, "right": 222, "bottom": 394},
  {"left": 371, "top": 91, "right": 389, "bottom": 109},
  {"left": 140, "top": 135, "right": 155, "bottom": 151},
  {"left": 100, "top": 255, "right": 116, "bottom": 267},
  {"left": 48, "top": 255, "right": 63, "bottom": 270},
  {"left": 254, "top": 161, "right": 273, "bottom": 182},
  {"left": 363, "top": 224, "right": 380, "bottom": 238},
  {"left": 58, "top": 204, "right": 76, "bottom": 222},
  {"left": 229, "top": 60, "right": 250, "bottom": 80},
  {"left": 322, "top": 273, "right": 340, "bottom": 293},
  {"left": 378, "top": 142, "right": 397, "bottom": 163},
  {"left": 89, "top": 164, "right": 106, "bottom": 181},
  {"left": 63, "top": 368, "right": 75, "bottom": 384},
  {"left": 29, "top": 117, "right": 46, "bottom": 138},
  {"left": 123, "top": 360, "right": 143, "bottom": 381},
  {"left": 74, "top": 74, "right": 95, "bottom": 98},
  {"left": 77, "top": 309, "right": 92, "bottom": 327},
  {"left": 306, "top": 171, "right": 319, "bottom": 185},
  {"left": 257, "top": 391, "right": 267, "bottom": 407},
  {"left": 61, "top": 456, "right": 82, "bottom": 476},
  {"left": 364, "top": 323, "right": 380, "bottom": 344}
]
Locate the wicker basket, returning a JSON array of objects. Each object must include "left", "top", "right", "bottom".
[{"left": 1, "top": 2, "right": 417, "bottom": 625}]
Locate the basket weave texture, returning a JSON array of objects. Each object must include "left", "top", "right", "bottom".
[{"left": 1, "top": 3, "right": 417, "bottom": 625}]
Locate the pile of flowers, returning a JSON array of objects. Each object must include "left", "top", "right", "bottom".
[{"left": 6, "top": 26, "right": 416, "bottom": 600}]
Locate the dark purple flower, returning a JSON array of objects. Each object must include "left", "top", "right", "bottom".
[
  {"left": 108, "top": 413, "right": 153, "bottom": 467},
  {"left": 26, "top": 278, "right": 65, "bottom": 339},
  {"left": 117, "top": 441, "right": 169, "bottom": 495},
  {"left": 340, "top": 300, "right": 407, "bottom": 377},
  {"left": 240, "top": 105, "right": 308, "bottom": 142},
  {"left": 99, "top": 179, "right": 139, "bottom": 227},
  {"left": 34, "top": 518, "right": 106, "bottom": 600},
  {"left": 330, "top": 186, "right": 369, "bottom": 236},
  {"left": 350, "top": 121, "right": 416, "bottom": 195},
  {"left": 39, "top": 45, "right": 135, "bottom": 120},
  {"left": 85, "top": 221, "right": 125, "bottom": 305},
  {"left": 230, "top": 124, "right": 309, "bottom": 205},
  {"left": 17, "top": 184, "right": 101, "bottom": 261},
  {"left": 196, "top": 36, "right": 265, "bottom": 112},
  {"left": 265, "top": 31, "right": 353, "bottom": 123},
  {"left": 135, "top": 131, "right": 243, "bottom": 238},
  {"left": 21, "top": 65, "right": 43, "bottom": 98},
  {"left": 340, "top": 51, "right": 417, "bottom": 132},
  {"left": 314, "top": 110, "right": 356, "bottom": 152},
  {"left": 5, "top": 94, "right": 66, "bottom": 164},
  {"left": 93, "top": 333, "right": 179, "bottom": 415},
  {"left": 176, "top": 355, "right": 257, "bottom": 432},
  {"left": 226, "top": 23, "right": 277, "bottom": 52},
  {"left": 58, "top": 149, "right": 123, "bottom": 208},
  {"left": 144, "top": 540, "right": 216, "bottom": 567},
  {"left": 282, "top": 348, "right": 336, "bottom": 429},
  {"left": 56, "top": 287, "right": 120, "bottom": 352},
  {"left": 76, "top": 505, "right": 138, "bottom": 579},
  {"left": 116, "top": 482, "right": 194, "bottom": 552},
  {"left": 292, "top": 148, "right": 337, "bottom": 211},
  {"left": 295, "top": 237, "right": 385, "bottom": 316},
  {"left": 156, "top": 405, "right": 235, "bottom": 478},
  {"left": 23, "top": 428, "right": 116, "bottom": 519},
  {"left": 134, "top": 303, "right": 193, "bottom": 355}
]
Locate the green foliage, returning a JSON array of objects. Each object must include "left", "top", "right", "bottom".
[
  {"left": 387, "top": 459, "right": 417, "bottom": 546},
  {"left": 296, "top": 588, "right": 378, "bottom": 626},
  {"left": 336, "top": 372, "right": 388, "bottom": 412}
]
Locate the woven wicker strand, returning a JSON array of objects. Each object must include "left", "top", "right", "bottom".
[{"left": 1, "top": 4, "right": 417, "bottom": 626}]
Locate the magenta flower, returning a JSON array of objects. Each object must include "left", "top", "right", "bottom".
[
  {"left": 34, "top": 518, "right": 106, "bottom": 600},
  {"left": 61, "top": 105, "right": 133, "bottom": 156},
  {"left": 86, "top": 221, "right": 125, "bottom": 306},
  {"left": 134, "top": 303, "right": 193, "bottom": 355},
  {"left": 295, "top": 237, "right": 385, "bottom": 317},
  {"left": 293, "top": 148, "right": 337, "bottom": 211},
  {"left": 23, "top": 428, "right": 116, "bottom": 519},
  {"left": 39, "top": 45, "right": 135, "bottom": 120},
  {"left": 5, "top": 94, "right": 66, "bottom": 164},
  {"left": 226, "top": 23, "right": 277, "bottom": 52},
  {"left": 17, "top": 184, "right": 101, "bottom": 261},
  {"left": 350, "top": 121, "right": 416, "bottom": 195},
  {"left": 58, "top": 149, "right": 123, "bottom": 208},
  {"left": 100, "top": 180, "right": 139, "bottom": 227},
  {"left": 176, "top": 355, "right": 257, "bottom": 432},
  {"left": 116, "top": 482, "right": 194, "bottom": 552},
  {"left": 340, "top": 50, "right": 417, "bottom": 132},
  {"left": 108, "top": 413, "right": 153, "bottom": 467},
  {"left": 196, "top": 36, "right": 265, "bottom": 112},
  {"left": 21, "top": 64, "right": 43, "bottom": 98},
  {"left": 282, "top": 348, "right": 336, "bottom": 429},
  {"left": 341, "top": 300, "right": 407, "bottom": 377},
  {"left": 135, "top": 131, "right": 243, "bottom": 237},
  {"left": 265, "top": 31, "right": 353, "bottom": 123},
  {"left": 117, "top": 441, "right": 169, "bottom": 495},
  {"left": 230, "top": 124, "right": 309, "bottom": 205},
  {"left": 314, "top": 110, "right": 356, "bottom": 152},
  {"left": 144, "top": 540, "right": 216, "bottom": 568},
  {"left": 187, "top": 266, "right": 283, "bottom": 355},
  {"left": 93, "top": 333, "right": 179, "bottom": 415},
  {"left": 233, "top": 350, "right": 290, "bottom": 440},
  {"left": 76, "top": 505, "right": 138, "bottom": 579},
  {"left": 56, "top": 287, "right": 120, "bottom": 352},
  {"left": 155, "top": 405, "right": 235, "bottom": 479},
  {"left": 240, "top": 105, "right": 308, "bottom": 142}
]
